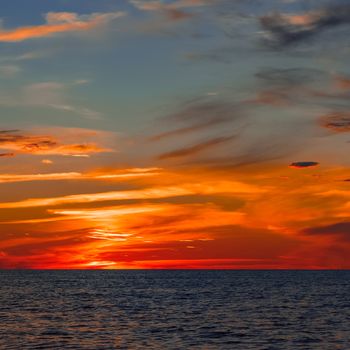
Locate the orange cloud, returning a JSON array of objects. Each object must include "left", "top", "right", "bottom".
[
  {"left": 41, "top": 159, "right": 53, "bottom": 164},
  {"left": 282, "top": 13, "right": 318, "bottom": 27},
  {"left": 50, "top": 205, "right": 163, "bottom": 221},
  {"left": 0, "top": 187, "right": 192, "bottom": 209},
  {"left": 0, "top": 172, "right": 81, "bottom": 183},
  {"left": 0, "top": 179, "right": 264, "bottom": 209},
  {"left": 0, "top": 168, "right": 161, "bottom": 184},
  {"left": 0, "top": 128, "right": 112, "bottom": 156},
  {"left": 0, "top": 11, "right": 125, "bottom": 42}
]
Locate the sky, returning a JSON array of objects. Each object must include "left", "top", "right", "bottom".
[{"left": 0, "top": 0, "right": 349, "bottom": 269}]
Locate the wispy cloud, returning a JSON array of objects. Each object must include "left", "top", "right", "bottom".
[
  {"left": 0, "top": 50, "right": 49, "bottom": 63},
  {"left": 22, "top": 82, "right": 101, "bottom": 119},
  {"left": 158, "top": 135, "right": 235, "bottom": 160},
  {"left": 255, "top": 67, "right": 324, "bottom": 87},
  {"left": 150, "top": 101, "right": 239, "bottom": 141},
  {"left": 0, "top": 64, "right": 21, "bottom": 77},
  {"left": 0, "top": 11, "right": 126, "bottom": 42},
  {"left": 249, "top": 67, "right": 326, "bottom": 106},
  {"left": 0, "top": 81, "right": 101, "bottom": 119},
  {"left": 147, "top": 81, "right": 320, "bottom": 167}
]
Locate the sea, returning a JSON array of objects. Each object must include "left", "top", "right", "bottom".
[{"left": 0, "top": 270, "right": 349, "bottom": 349}]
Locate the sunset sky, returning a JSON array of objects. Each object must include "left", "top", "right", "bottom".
[{"left": 0, "top": 0, "right": 349, "bottom": 269}]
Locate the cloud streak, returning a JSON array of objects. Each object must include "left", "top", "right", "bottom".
[
  {"left": 0, "top": 11, "right": 125, "bottom": 42},
  {"left": 0, "top": 180, "right": 263, "bottom": 209},
  {"left": 0, "top": 168, "right": 161, "bottom": 184}
]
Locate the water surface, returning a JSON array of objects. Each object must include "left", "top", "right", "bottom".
[{"left": 0, "top": 270, "right": 349, "bottom": 349}]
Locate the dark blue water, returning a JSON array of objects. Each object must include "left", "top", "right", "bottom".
[{"left": 0, "top": 270, "right": 349, "bottom": 349}]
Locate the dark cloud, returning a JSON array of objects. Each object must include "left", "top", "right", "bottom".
[
  {"left": 0, "top": 130, "right": 20, "bottom": 134},
  {"left": 0, "top": 153, "right": 14, "bottom": 157},
  {"left": 255, "top": 67, "right": 324, "bottom": 86},
  {"left": 260, "top": 5, "right": 350, "bottom": 48},
  {"left": 167, "top": 100, "right": 239, "bottom": 124},
  {"left": 186, "top": 139, "right": 307, "bottom": 169},
  {"left": 303, "top": 222, "right": 350, "bottom": 239},
  {"left": 158, "top": 135, "right": 235, "bottom": 160},
  {"left": 289, "top": 161, "right": 319, "bottom": 168},
  {"left": 320, "top": 112, "right": 350, "bottom": 132},
  {"left": 150, "top": 100, "right": 242, "bottom": 141},
  {"left": 248, "top": 67, "right": 330, "bottom": 107},
  {"left": 149, "top": 117, "right": 229, "bottom": 141}
]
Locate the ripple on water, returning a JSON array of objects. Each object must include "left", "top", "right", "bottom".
[{"left": 0, "top": 270, "right": 350, "bottom": 350}]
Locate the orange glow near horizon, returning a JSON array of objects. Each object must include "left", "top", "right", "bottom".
[{"left": 1, "top": 161, "right": 349, "bottom": 269}]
